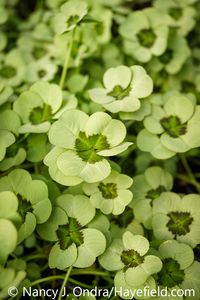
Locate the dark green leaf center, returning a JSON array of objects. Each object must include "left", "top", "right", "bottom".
[
  {"left": 38, "top": 69, "right": 47, "bottom": 78},
  {"left": 137, "top": 29, "right": 156, "bottom": 48},
  {"left": 108, "top": 84, "right": 131, "bottom": 100},
  {"left": 158, "top": 258, "right": 185, "bottom": 287},
  {"left": 29, "top": 104, "right": 52, "bottom": 124},
  {"left": 96, "top": 22, "right": 104, "bottom": 35},
  {"left": 160, "top": 115, "right": 187, "bottom": 138},
  {"left": 32, "top": 46, "right": 47, "bottom": 60},
  {"left": 159, "top": 49, "right": 174, "bottom": 64},
  {"left": 98, "top": 182, "right": 118, "bottom": 199},
  {"left": 0, "top": 66, "right": 17, "bottom": 78},
  {"left": 6, "top": 143, "right": 19, "bottom": 158},
  {"left": 56, "top": 218, "right": 84, "bottom": 250},
  {"left": 167, "top": 211, "right": 193, "bottom": 236},
  {"left": 169, "top": 7, "right": 183, "bottom": 20},
  {"left": 18, "top": 195, "right": 33, "bottom": 222},
  {"left": 182, "top": 80, "right": 195, "bottom": 93},
  {"left": 67, "top": 15, "right": 80, "bottom": 27},
  {"left": 121, "top": 249, "right": 144, "bottom": 270},
  {"left": 146, "top": 186, "right": 166, "bottom": 201},
  {"left": 112, "top": 207, "right": 134, "bottom": 228},
  {"left": 75, "top": 132, "right": 109, "bottom": 163}
]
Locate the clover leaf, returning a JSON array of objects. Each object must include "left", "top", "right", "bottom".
[
  {"left": 1, "top": 0, "right": 200, "bottom": 295},
  {"left": 89, "top": 65, "right": 153, "bottom": 113},
  {"left": 119, "top": 8, "right": 170, "bottom": 62},
  {"left": 39, "top": 194, "right": 106, "bottom": 270},
  {"left": 0, "top": 49, "right": 25, "bottom": 87},
  {"left": 52, "top": 0, "right": 88, "bottom": 35},
  {"left": 137, "top": 93, "right": 200, "bottom": 159},
  {"left": 0, "top": 266, "right": 26, "bottom": 299},
  {"left": 99, "top": 231, "right": 162, "bottom": 287},
  {"left": 149, "top": 31, "right": 190, "bottom": 75},
  {"left": 154, "top": 0, "right": 196, "bottom": 36},
  {"left": 44, "top": 109, "right": 132, "bottom": 185},
  {"left": 157, "top": 240, "right": 194, "bottom": 288},
  {"left": 0, "top": 109, "right": 26, "bottom": 170},
  {"left": 0, "top": 84, "right": 13, "bottom": 106},
  {"left": 83, "top": 170, "right": 133, "bottom": 215},
  {"left": 130, "top": 166, "right": 173, "bottom": 229},
  {"left": 14, "top": 81, "right": 63, "bottom": 133},
  {"left": 0, "top": 219, "right": 18, "bottom": 265},
  {"left": 152, "top": 192, "right": 200, "bottom": 247},
  {"left": 0, "top": 169, "right": 52, "bottom": 243}
]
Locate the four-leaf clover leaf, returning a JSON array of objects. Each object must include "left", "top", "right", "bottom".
[
  {"left": 44, "top": 109, "right": 132, "bottom": 185},
  {"left": 52, "top": 0, "right": 88, "bottom": 35},
  {"left": 99, "top": 231, "right": 162, "bottom": 287},
  {"left": 152, "top": 192, "right": 200, "bottom": 247},
  {"left": 89, "top": 65, "right": 153, "bottom": 113},
  {"left": 0, "top": 169, "right": 52, "bottom": 243},
  {"left": 83, "top": 170, "right": 133, "bottom": 215},
  {"left": 38, "top": 194, "right": 106, "bottom": 270},
  {"left": 137, "top": 93, "right": 200, "bottom": 159}
]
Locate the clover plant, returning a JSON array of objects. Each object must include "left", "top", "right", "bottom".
[
  {"left": 130, "top": 166, "right": 173, "bottom": 229},
  {"left": 137, "top": 93, "right": 200, "bottom": 159},
  {"left": 99, "top": 231, "right": 162, "bottom": 287},
  {"left": 83, "top": 170, "right": 133, "bottom": 215},
  {"left": 14, "top": 81, "right": 63, "bottom": 133},
  {"left": 119, "top": 8, "right": 170, "bottom": 62},
  {"left": 52, "top": 0, "right": 88, "bottom": 35},
  {"left": 38, "top": 194, "right": 106, "bottom": 269},
  {"left": 152, "top": 192, "right": 200, "bottom": 247},
  {"left": 148, "top": 31, "right": 190, "bottom": 75},
  {"left": 44, "top": 110, "right": 132, "bottom": 184},
  {"left": 0, "top": 0, "right": 200, "bottom": 298},
  {"left": 0, "top": 169, "right": 52, "bottom": 243},
  {"left": 157, "top": 240, "right": 194, "bottom": 288},
  {"left": 154, "top": 0, "right": 196, "bottom": 36},
  {"left": 0, "top": 266, "right": 26, "bottom": 299},
  {"left": 89, "top": 65, "right": 153, "bottom": 113},
  {"left": 0, "top": 49, "right": 25, "bottom": 86},
  {"left": 154, "top": 240, "right": 200, "bottom": 299}
]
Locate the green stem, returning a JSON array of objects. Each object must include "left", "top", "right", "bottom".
[
  {"left": 179, "top": 154, "right": 200, "bottom": 193},
  {"left": 176, "top": 174, "right": 193, "bottom": 184},
  {"left": 68, "top": 278, "right": 92, "bottom": 288},
  {"left": 41, "top": 263, "right": 49, "bottom": 272},
  {"left": 29, "top": 275, "right": 65, "bottom": 287},
  {"left": 58, "top": 266, "right": 72, "bottom": 300},
  {"left": 59, "top": 30, "right": 75, "bottom": 89},
  {"left": 13, "top": 276, "right": 65, "bottom": 300},
  {"left": 71, "top": 269, "right": 110, "bottom": 277},
  {"left": 24, "top": 253, "right": 47, "bottom": 261},
  {"left": 34, "top": 163, "right": 39, "bottom": 174},
  {"left": 11, "top": 269, "right": 111, "bottom": 300}
]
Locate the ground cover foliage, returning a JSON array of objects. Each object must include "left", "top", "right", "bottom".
[{"left": 0, "top": 0, "right": 200, "bottom": 299}]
